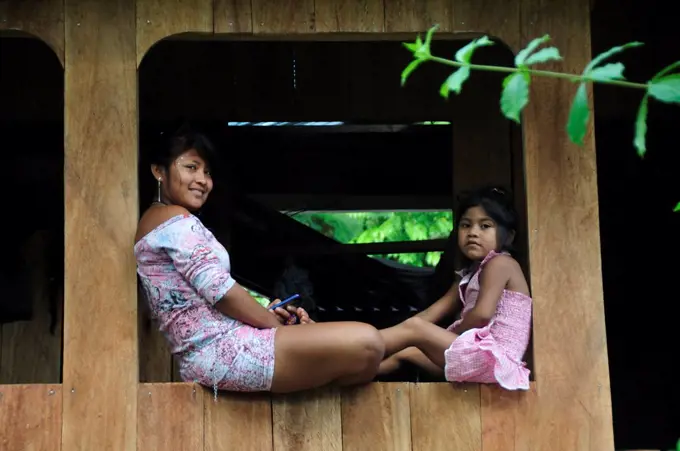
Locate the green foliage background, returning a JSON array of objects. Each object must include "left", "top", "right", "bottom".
[{"left": 291, "top": 211, "right": 453, "bottom": 267}]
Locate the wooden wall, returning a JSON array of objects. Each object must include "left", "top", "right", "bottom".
[{"left": 0, "top": 0, "right": 613, "bottom": 450}]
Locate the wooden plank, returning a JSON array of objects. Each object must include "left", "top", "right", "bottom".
[
  {"left": 62, "top": 1, "right": 138, "bottom": 450},
  {"left": 410, "top": 383, "right": 481, "bottom": 451},
  {"left": 519, "top": 0, "right": 614, "bottom": 449},
  {"left": 341, "top": 382, "right": 412, "bottom": 451},
  {"left": 205, "top": 391, "right": 273, "bottom": 451},
  {"left": 384, "top": 0, "right": 453, "bottom": 33},
  {"left": 0, "top": 384, "right": 62, "bottom": 451},
  {"left": 136, "top": 0, "right": 213, "bottom": 66},
  {"left": 513, "top": 382, "right": 603, "bottom": 450},
  {"left": 272, "top": 386, "right": 342, "bottom": 451},
  {"left": 0, "top": 0, "right": 64, "bottom": 65},
  {"left": 214, "top": 0, "right": 252, "bottom": 33},
  {"left": 452, "top": 0, "right": 520, "bottom": 51},
  {"left": 251, "top": 0, "right": 315, "bottom": 33},
  {"left": 137, "top": 383, "right": 204, "bottom": 450},
  {"left": 315, "top": 0, "right": 384, "bottom": 32},
  {"left": 480, "top": 384, "right": 523, "bottom": 451}
]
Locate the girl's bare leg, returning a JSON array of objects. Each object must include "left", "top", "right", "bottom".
[
  {"left": 269, "top": 321, "right": 385, "bottom": 393},
  {"left": 378, "top": 347, "right": 444, "bottom": 377},
  {"left": 379, "top": 316, "right": 458, "bottom": 367}
]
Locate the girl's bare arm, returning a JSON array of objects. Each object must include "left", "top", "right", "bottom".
[{"left": 453, "top": 256, "right": 515, "bottom": 334}]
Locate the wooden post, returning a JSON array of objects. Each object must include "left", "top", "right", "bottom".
[
  {"left": 517, "top": 0, "right": 614, "bottom": 448},
  {"left": 62, "top": 1, "right": 138, "bottom": 450}
]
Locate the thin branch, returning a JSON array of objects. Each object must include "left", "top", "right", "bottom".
[{"left": 427, "top": 55, "right": 649, "bottom": 90}]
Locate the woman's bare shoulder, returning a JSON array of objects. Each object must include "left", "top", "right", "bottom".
[{"left": 135, "top": 205, "right": 191, "bottom": 243}]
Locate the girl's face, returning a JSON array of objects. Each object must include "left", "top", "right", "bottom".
[
  {"left": 153, "top": 148, "right": 213, "bottom": 211},
  {"left": 457, "top": 205, "right": 499, "bottom": 261}
]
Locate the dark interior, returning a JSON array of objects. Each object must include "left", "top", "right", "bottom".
[
  {"left": 592, "top": 0, "right": 679, "bottom": 446},
  {"left": 0, "top": 37, "right": 63, "bottom": 339}
]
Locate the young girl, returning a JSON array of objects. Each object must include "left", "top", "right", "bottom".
[{"left": 378, "top": 186, "right": 532, "bottom": 390}]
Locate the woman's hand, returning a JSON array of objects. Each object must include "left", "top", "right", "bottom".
[
  {"left": 291, "top": 306, "right": 315, "bottom": 324},
  {"left": 266, "top": 300, "right": 315, "bottom": 325},
  {"left": 266, "top": 299, "right": 291, "bottom": 325}
]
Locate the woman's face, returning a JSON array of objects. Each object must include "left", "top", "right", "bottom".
[{"left": 153, "top": 148, "right": 213, "bottom": 211}]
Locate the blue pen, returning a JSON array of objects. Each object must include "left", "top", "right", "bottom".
[{"left": 268, "top": 293, "right": 300, "bottom": 310}]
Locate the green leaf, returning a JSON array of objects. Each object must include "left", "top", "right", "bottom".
[
  {"left": 566, "top": 83, "right": 590, "bottom": 146},
  {"left": 524, "top": 47, "right": 562, "bottom": 66},
  {"left": 651, "top": 60, "right": 680, "bottom": 81},
  {"left": 425, "top": 251, "right": 442, "bottom": 267},
  {"left": 403, "top": 33, "right": 431, "bottom": 60},
  {"left": 423, "top": 24, "right": 439, "bottom": 50},
  {"left": 515, "top": 35, "right": 550, "bottom": 67},
  {"left": 402, "top": 26, "right": 440, "bottom": 79},
  {"left": 588, "top": 63, "right": 626, "bottom": 81},
  {"left": 648, "top": 74, "right": 680, "bottom": 104},
  {"left": 402, "top": 35, "right": 423, "bottom": 54},
  {"left": 500, "top": 72, "right": 530, "bottom": 123},
  {"left": 584, "top": 41, "right": 643, "bottom": 74},
  {"left": 634, "top": 95, "right": 648, "bottom": 157},
  {"left": 455, "top": 35, "right": 494, "bottom": 64},
  {"left": 401, "top": 59, "right": 423, "bottom": 86},
  {"left": 439, "top": 66, "right": 471, "bottom": 98},
  {"left": 673, "top": 202, "right": 680, "bottom": 213}
]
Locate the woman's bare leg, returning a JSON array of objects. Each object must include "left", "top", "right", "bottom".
[
  {"left": 378, "top": 347, "right": 444, "bottom": 377},
  {"left": 379, "top": 317, "right": 458, "bottom": 367},
  {"left": 270, "top": 321, "right": 385, "bottom": 393}
]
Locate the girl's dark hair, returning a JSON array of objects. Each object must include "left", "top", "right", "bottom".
[
  {"left": 455, "top": 185, "right": 518, "bottom": 257},
  {"left": 150, "top": 122, "right": 219, "bottom": 172}
]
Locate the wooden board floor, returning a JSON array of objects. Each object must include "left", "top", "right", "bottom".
[{"left": 1, "top": 381, "right": 542, "bottom": 451}]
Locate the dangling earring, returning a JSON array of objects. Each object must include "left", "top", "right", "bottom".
[{"left": 156, "top": 178, "right": 162, "bottom": 203}]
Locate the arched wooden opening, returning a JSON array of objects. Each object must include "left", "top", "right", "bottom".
[
  {"left": 0, "top": 33, "right": 64, "bottom": 385},
  {"left": 136, "top": 35, "right": 532, "bottom": 387},
  {"left": 0, "top": 29, "right": 64, "bottom": 450}
]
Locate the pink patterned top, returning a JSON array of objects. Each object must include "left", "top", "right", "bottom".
[
  {"left": 134, "top": 213, "right": 276, "bottom": 392},
  {"left": 444, "top": 250, "right": 532, "bottom": 390}
]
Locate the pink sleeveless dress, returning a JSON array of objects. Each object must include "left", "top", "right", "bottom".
[{"left": 444, "top": 250, "right": 531, "bottom": 390}]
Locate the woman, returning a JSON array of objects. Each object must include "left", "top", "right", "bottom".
[{"left": 134, "top": 128, "right": 384, "bottom": 394}]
